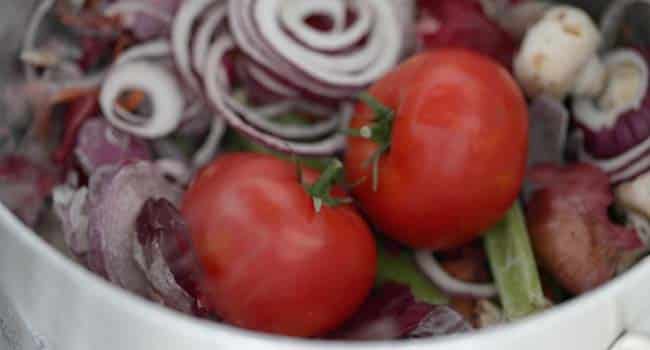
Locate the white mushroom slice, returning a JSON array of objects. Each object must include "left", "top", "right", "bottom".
[
  {"left": 572, "top": 50, "right": 648, "bottom": 130},
  {"left": 616, "top": 172, "right": 650, "bottom": 220},
  {"left": 514, "top": 5, "right": 601, "bottom": 99},
  {"left": 572, "top": 55, "right": 606, "bottom": 97}
]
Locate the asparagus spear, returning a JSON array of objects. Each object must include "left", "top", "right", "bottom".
[{"left": 484, "top": 202, "right": 548, "bottom": 320}]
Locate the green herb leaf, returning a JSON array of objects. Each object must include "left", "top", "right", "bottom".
[{"left": 376, "top": 239, "right": 449, "bottom": 305}]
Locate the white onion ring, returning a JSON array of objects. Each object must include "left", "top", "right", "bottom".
[
  {"left": 22, "top": 0, "right": 56, "bottom": 81},
  {"left": 203, "top": 34, "right": 347, "bottom": 155},
  {"left": 104, "top": 1, "right": 173, "bottom": 24},
  {"left": 100, "top": 61, "right": 184, "bottom": 138},
  {"left": 172, "top": 0, "right": 218, "bottom": 90},
  {"left": 414, "top": 250, "right": 498, "bottom": 298}
]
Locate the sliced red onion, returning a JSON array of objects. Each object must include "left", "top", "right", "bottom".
[
  {"left": 229, "top": 0, "right": 403, "bottom": 99},
  {"left": 225, "top": 95, "right": 341, "bottom": 140},
  {"left": 74, "top": 118, "right": 151, "bottom": 174},
  {"left": 86, "top": 161, "right": 183, "bottom": 294},
  {"left": 133, "top": 198, "right": 200, "bottom": 313},
  {"left": 573, "top": 50, "right": 648, "bottom": 132},
  {"left": 334, "top": 283, "right": 472, "bottom": 340},
  {"left": 191, "top": 4, "right": 228, "bottom": 76},
  {"left": 104, "top": 0, "right": 173, "bottom": 40},
  {"left": 393, "top": 0, "right": 417, "bottom": 55},
  {"left": 115, "top": 39, "right": 171, "bottom": 65},
  {"left": 203, "top": 34, "right": 347, "bottom": 155},
  {"left": 22, "top": 0, "right": 55, "bottom": 81},
  {"left": 280, "top": 1, "right": 369, "bottom": 52},
  {"left": 244, "top": 63, "right": 299, "bottom": 99},
  {"left": 601, "top": 0, "right": 650, "bottom": 50},
  {"left": 414, "top": 251, "right": 498, "bottom": 299},
  {"left": 155, "top": 158, "right": 192, "bottom": 185},
  {"left": 528, "top": 95, "right": 569, "bottom": 166},
  {"left": 574, "top": 50, "right": 650, "bottom": 182},
  {"left": 85, "top": 164, "right": 121, "bottom": 277},
  {"left": 100, "top": 60, "right": 184, "bottom": 138},
  {"left": 0, "top": 155, "right": 58, "bottom": 227},
  {"left": 52, "top": 184, "right": 89, "bottom": 257},
  {"left": 192, "top": 116, "right": 226, "bottom": 168},
  {"left": 171, "top": 0, "right": 219, "bottom": 91}
]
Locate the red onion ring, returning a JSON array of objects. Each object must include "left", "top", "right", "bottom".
[
  {"left": 191, "top": 4, "right": 228, "bottom": 76},
  {"left": 414, "top": 250, "right": 498, "bottom": 298},
  {"left": 203, "top": 34, "right": 348, "bottom": 155},
  {"left": 171, "top": 0, "right": 218, "bottom": 91},
  {"left": 229, "top": 0, "right": 403, "bottom": 99},
  {"left": 115, "top": 39, "right": 171, "bottom": 65},
  {"left": 100, "top": 60, "right": 184, "bottom": 138}
]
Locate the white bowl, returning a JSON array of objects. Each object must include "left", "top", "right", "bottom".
[
  {"left": 2, "top": 203, "right": 650, "bottom": 350},
  {"left": 2, "top": 1, "right": 650, "bottom": 349}
]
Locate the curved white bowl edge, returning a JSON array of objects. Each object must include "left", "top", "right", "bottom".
[{"left": 2, "top": 204, "right": 650, "bottom": 350}]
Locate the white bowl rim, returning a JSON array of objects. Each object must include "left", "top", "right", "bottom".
[{"left": 1, "top": 203, "right": 641, "bottom": 349}]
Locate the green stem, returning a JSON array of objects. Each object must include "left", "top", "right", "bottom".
[
  {"left": 347, "top": 92, "right": 396, "bottom": 191},
  {"left": 306, "top": 159, "right": 350, "bottom": 212},
  {"left": 484, "top": 202, "right": 548, "bottom": 320}
]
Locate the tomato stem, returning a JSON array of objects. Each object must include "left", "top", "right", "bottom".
[
  {"left": 306, "top": 159, "right": 351, "bottom": 213},
  {"left": 349, "top": 92, "right": 395, "bottom": 192}
]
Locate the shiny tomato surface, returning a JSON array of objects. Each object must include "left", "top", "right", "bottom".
[
  {"left": 345, "top": 49, "right": 528, "bottom": 250},
  {"left": 182, "top": 153, "right": 376, "bottom": 337}
]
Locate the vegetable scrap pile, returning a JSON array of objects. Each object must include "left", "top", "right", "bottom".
[{"left": 2, "top": 0, "right": 650, "bottom": 340}]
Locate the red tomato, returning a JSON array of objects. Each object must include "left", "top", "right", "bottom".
[
  {"left": 181, "top": 153, "right": 376, "bottom": 337},
  {"left": 345, "top": 49, "right": 528, "bottom": 250}
]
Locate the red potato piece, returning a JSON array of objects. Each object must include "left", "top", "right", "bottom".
[{"left": 526, "top": 163, "right": 641, "bottom": 295}]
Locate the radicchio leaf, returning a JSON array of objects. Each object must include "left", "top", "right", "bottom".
[
  {"left": 86, "top": 161, "right": 182, "bottom": 294},
  {"left": 417, "top": 0, "right": 517, "bottom": 69},
  {"left": 527, "top": 163, "right": 642, "bottom": 294},
  {"left": 0, "top": 155, "right": 58, "bottom": 227},
  {"left": 133, "top": 198, "right": 200, "bottom": 313},
  {"left": 333, "top": 283, "right": 472, "bottom": 340}
]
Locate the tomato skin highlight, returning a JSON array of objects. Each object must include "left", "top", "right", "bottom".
[
  {"left": 181, "top": 153, "right": 377, "bottom": 337},
  {"left": 345, "top": 49, "right": 528, "bottom": 250}
]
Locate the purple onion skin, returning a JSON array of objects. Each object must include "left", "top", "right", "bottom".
[
  {"left": 331, "top": 283, "right": 472, "bottom": 340},
  {"left": 136, "top": 198, "right": 201, "bottom": 299},
  {"left": 75, "top": 118, "right": 151, "bottom": 174},
  {"left": 580, "top": 103, "right": 650, "bottom": 159},
  {"left": 0, "top": 155, "right": 58, "bottom": 227},
  {"left": 86, "top": 161, "right": 182, "bottom": 292},
  {"left": 580, "top": 51, "right": 650, "bottom": 159}
]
